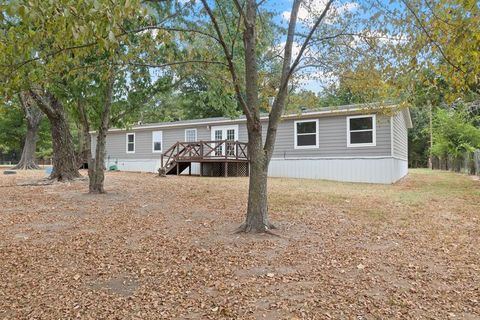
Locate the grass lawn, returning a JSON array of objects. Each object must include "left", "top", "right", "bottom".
[{"left": 0, "top": 169, "right": 478, "bottom": 319}]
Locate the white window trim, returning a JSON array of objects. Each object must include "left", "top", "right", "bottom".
[
  {"left": 294, "top": 119, "right": 319, "bottom": 149},
  {"left": 152, "top": 131, "right": 163, "bottom": 153},
  {"left": 184, "top": 128, "right": 197, "bottom": 142},
  {"left": 126, "top": 133, "right": 135, "bottom": 154},
  {"left": 347, "top": 114, "right": 376, "bottom": 148}
]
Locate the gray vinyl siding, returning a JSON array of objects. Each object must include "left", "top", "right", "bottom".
[
  {"left": 269, "top": 114, "right": 391, "bottom": 158},
  {"left": 92, "top": 125, "right": 211, "bottom": 160},
  {"left": 94, "top": 112, "right": 393, "bottom": 160},
  {"left": 392, "top": 110, "right": 408, "bottom": 160}
]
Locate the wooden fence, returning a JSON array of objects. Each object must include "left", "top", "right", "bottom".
[{"left": 432, "top": 150, "right": 480, "bottom": 175}]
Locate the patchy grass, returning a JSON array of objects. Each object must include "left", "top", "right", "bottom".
[{"left": 0, "top": 168, "right": 479, "bottom": 319}]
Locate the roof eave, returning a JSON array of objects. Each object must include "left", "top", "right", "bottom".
[{"left": 90, "top": 104, "right": 398, "bottom": 134}]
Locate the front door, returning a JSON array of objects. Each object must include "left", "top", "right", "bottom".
[{"left": 211, "top": 125, "right": 238, "bottom": 156}]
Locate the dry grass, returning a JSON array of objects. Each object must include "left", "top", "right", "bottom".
[{"left": 0, "top": 169, "right": 479, "bottom": 319}]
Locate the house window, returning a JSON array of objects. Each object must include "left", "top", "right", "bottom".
[
  {"left": 294, "top": 119, "right": 318, "bottom": 149},
  {"left": 126, "top": 133, "right": 135, "bottom": 153},
  {"left": 185, "top": 129, "right": 197, "bottom": 142},
  {"left": 152, "top": 131, "right": 163, "bottom": 152},
  {"left": 347, "top": 115, "right": 376, "bottom": 147}
]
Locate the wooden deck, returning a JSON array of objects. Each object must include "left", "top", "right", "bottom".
[{"left": 160, "top": 141, "right": 249, "bottom": 177}]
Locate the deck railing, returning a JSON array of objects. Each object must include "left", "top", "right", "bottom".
[{"left": 161, "top": 140, "right": 248, "bottom": 169}]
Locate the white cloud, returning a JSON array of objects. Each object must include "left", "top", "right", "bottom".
[
  {"left": 295, "top": 68, "right": 338, "bottom": 93},
  {"left": 282, "top": 0, "right": 359, "bottom": 26},
  {"left": 273, "top": 40, "right": 303, "bottom": 58}
]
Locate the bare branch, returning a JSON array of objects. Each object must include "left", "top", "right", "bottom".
[
  {"left": 233, "top": 0, "right": 247, "bottom": 25},
  {"left": 264, "top": 0, "right": 333, "bottom": 157},
  {"left": 200, "top": 0, "right": 252, "bottom": 122},
  {"left": 289, "top": 0, "right": 334, "bottom": 77}
]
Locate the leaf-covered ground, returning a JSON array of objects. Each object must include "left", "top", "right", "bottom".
[{"left": 0, "top": 169, "right": 479, "bottom": 319}]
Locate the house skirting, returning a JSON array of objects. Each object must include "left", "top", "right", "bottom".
[
  {"left": 105, "top": 158, "right": 201, "bottom": 174},
  {"left": 268, "top": 157, "right": 408, "bottom": 184},
  {"left": 106, "top": 158, "right": 161, "bottom": 173},
  {"left": 105, "top": 157, "right": 408, "bottom": 184}
]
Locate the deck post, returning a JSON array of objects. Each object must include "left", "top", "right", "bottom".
[
  {"left": 200, "top": 162, "right": 203, "bottom": 177},
  {"left": 189, "top": 164, "right": 191, "bottom": 176},
  {"left": 176, "top": 162, "right": 180, "bottom": 175},
  {"left": 161, "top": 154, "right": 163, "bottom": 168},
  {"left": 224, "top": 162, "right": 228, "bottom": 177}
]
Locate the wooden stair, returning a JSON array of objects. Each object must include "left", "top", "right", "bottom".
[
  {"left": 164, "top": 161, "right": 190, "bottom": 175},
  {"left": 161, "top": 144, "right": 188, "bottom": 175},
  {"left": 160, "top": 140, "right": 249, "bottom": 177}
]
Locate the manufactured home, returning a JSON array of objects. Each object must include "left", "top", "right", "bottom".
[{"left": 91, "top": 104, "right": 412, "bottom": 184}]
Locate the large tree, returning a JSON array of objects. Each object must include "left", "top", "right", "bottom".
[
  {"left": 27, "top": 89, "right": 80, "bottom": 180},
  {"left": 0, "top": 0, "right": 169, "bottom": 187},
  {"left": 11, "top": 92, "right": 43, "bottom": 170},
  {"left": 190, "top": 0, "right": 338, "bottom": 233}
]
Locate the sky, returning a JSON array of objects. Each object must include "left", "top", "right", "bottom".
[
  {"left": 266, "top": 0, "right": 363, "bottom": 93},
  {"left": 261, "top": 0, "right": 401, "bottom": 93},
  {"left": 158, "top": 0, "right": 402, "bottom": 95}
]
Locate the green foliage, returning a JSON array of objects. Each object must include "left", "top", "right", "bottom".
[
  {"left": 319, "top": 82, "right": 371, "bottom": 108},
  {"left": 316, "top": 59, "right": 398, "bottom": 108},
  {"left": 285, "top": 90, "right": 321, "bottom": 112},
  {"left": 0, "top": 98, "right": 51, "bottom": 158},
  {"left": 431, "top": 107, "right": 480, "bottom": 158},
  {"left": 379, "top": 0, "right": 480, "bottom": 102},
  {"left": 0, "top": 102, "right": 25, "bottom": 153},
  {"left": 36, "top": 118, "right": 52, "bottom": 159},
  {"left": 0, "top": 0, "right": 149, "bottom": 94},
  {"left": 408, "top": 107, "right": 430, "bottom": 167}
]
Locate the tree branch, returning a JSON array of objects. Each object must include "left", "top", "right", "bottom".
[
  {"left": 113, "top": 60, "right": 229, "bottom": 69},
  {"left": 233, "top": 0, "right": 247, "bottom": 25},
  {"left": 288, "top": 0, "right": 334, "bottom": 77},
  {"left": 400, "top": 0, "right": 465, "bottom": 74},
  {"left": 28, "top": 89, "right": 55, "bottom": 118},
  {"left": 264, "top": 0, "right": 333, "bottom": 157},
  {"left": 200, "top": 0, "right": 252, "bottom": 122}
]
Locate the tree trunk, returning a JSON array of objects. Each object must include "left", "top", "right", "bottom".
[
  {"left": 49, "top": 109, "right": 81, "bottom": 181},
  {"left": 238, "top": 126, "right": 275, "bottom": 233},
  {"left": 29, "top": 90, "right": 81, "bottom": 181},
  {"left": 12, "top": 93, "right": 42, "bottom": 170},
  {"left": 89, "top": 69, "right": 115, "bottom": 194},
  {"left": 202, "top": 0, "right": 327, "bottom": 234},
  {"left": 77, "top": 97, "right": 92, "bottom": 169},
  {"left": 12, "top": 123, "right": 40, "bottom": 170},
  {"left": 428, "top": 100, "right": 433, "bottom": 169},
  {"left": 234, "top": 0, "right": 274, "bottom": 233}
]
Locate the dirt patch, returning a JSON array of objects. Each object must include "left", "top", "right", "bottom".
[
  {"left": 0, "top": 169, "right": 478, "bottom": 319},
  {"left": 28, "top": 221, "right": 71, "bottom": 231},
  {"left": 91, "top": 273, "right": 139, "bottom": 297}
]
